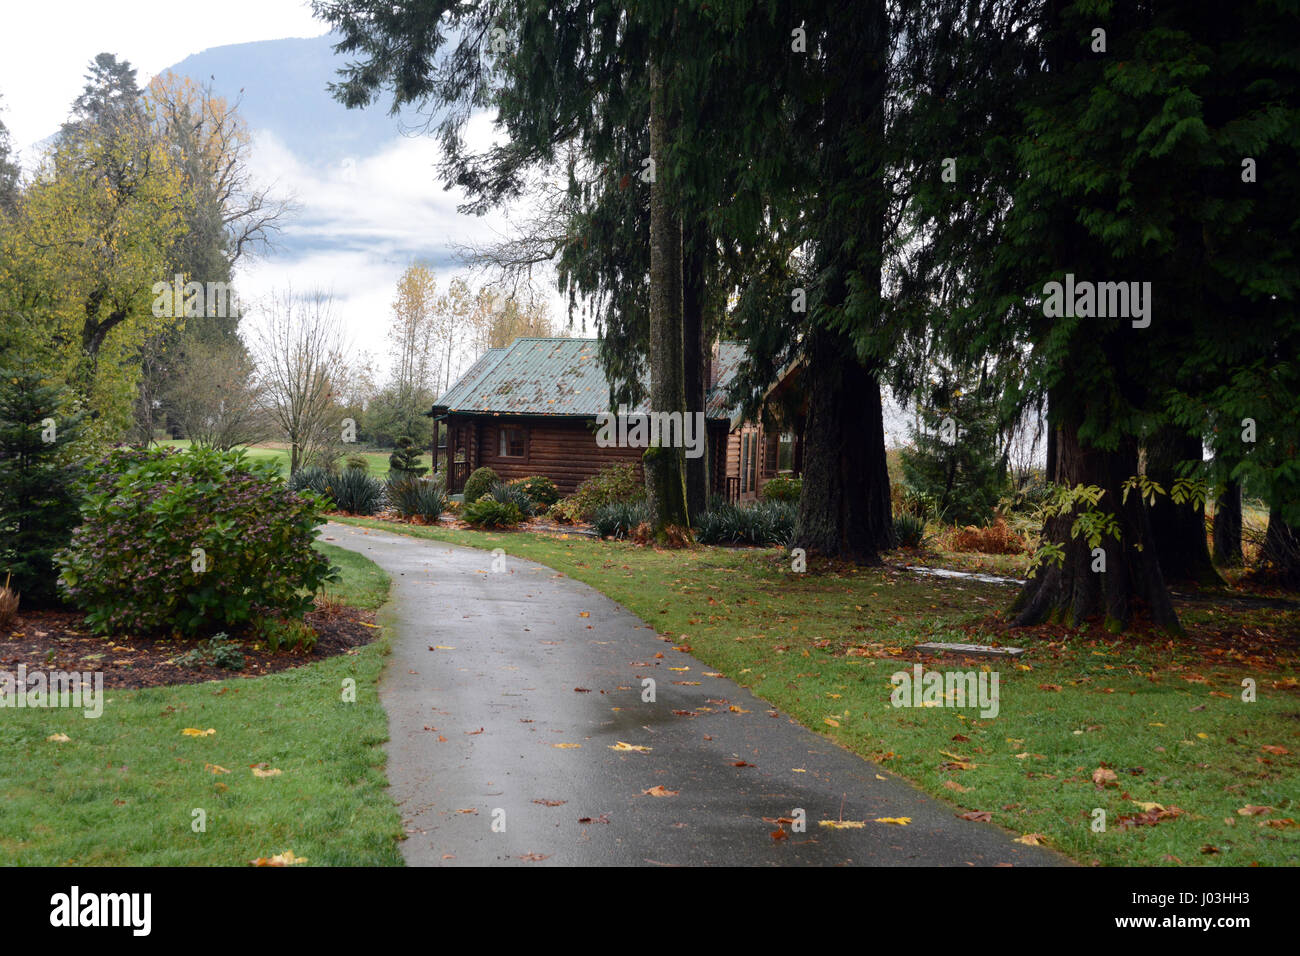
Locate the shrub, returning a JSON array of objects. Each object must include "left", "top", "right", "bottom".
[
  {"left": 260, "top": 617, "right": 318, "bottom": 653},
  {"left": 555, "top": 463, "right": 645, "bottom": 521},
  {"left": 593, "top": 501, "right": 650, "bottom": 539},
  {"left": 695, "top": 501, "right": 796, "bottom": 546},
  {"left": 948, "top": 516, "right": 1026, "bottom": 555},
  {"left": 514, "top": 475, "right": 560, "bottom": 510},
  {"left": 463, "top": 466, "right": 500, "bottom": 504},
  {"left": 344, "top": 453, "right": 370, "bottom": 472},
  {"left": 461, "top": 497, "right": 522, "bottom": 528},
  {"left": 387, "top": 475, "right": 447, "bottom": 522},
  {"left": 323, "top": 468, "right": 385, "bottom": 515},
  {"left": 761, "top": 475, "right": 802, "bottom": 502},
  {"left": 548, "top": 497, "right": 584, "bottom": 524},
  {"left": 893, "top": 513, "right": 931, "bottom": 549},
  {"left": 288, "top": 465, "right": 332, "bottom": 497},
  {"left": 56, "top": 447, "right": 335, "bottom": 637},
  {"left": 176, "top": 632, "right": 245, "bottom": 670},
  {"left": 489, "top": 480, "right": 534, "bottom": 516},
  {"left": 0, "top": 362, "right": 87, "bottom": 607}
]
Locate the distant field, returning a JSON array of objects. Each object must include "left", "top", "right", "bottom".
[{"left": 155, "top": 440, "right": 429, "bottom": 479}]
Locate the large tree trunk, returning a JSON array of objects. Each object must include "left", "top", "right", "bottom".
[
  {"left": 1013, "top": 422, "right": 1181, "bottom": 632},
  {"left": 645, "top": 59, "right": 689, "bottom": 535},
  {"left": 1212, "top": 477, "right": 1243, "bottom": 567},
  {"left": 1263, "top": 503, "right": 1300, "bottom": 588},
  {"left": 683, "top": 218, "right": 709, "bottom": 522},
  {"left": 792, "top": 0, "right": 893, "bottom": 563},
  {"left": 1146, "top": 425, "right": 1222, "bottom": 587},
  {"left": 794, "top": 327, "right": 895, "bottom": 562}
]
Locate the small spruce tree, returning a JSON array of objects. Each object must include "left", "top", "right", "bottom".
[{"left": 0, "top": 362, "right": 86, "bottom": 607}]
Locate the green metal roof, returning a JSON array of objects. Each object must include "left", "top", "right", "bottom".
[{"left": 433, "top": 337, "right": 750, "bottom": 423}]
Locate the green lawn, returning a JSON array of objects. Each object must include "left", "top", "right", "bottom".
[
  {"left": 332, "top": 515, "right": 1300, "bottom": 867},
  {"left": 156, "top": 440, "right": 427, "bottom": 480},
  {"left": 0, "top": 540, "right": 403, "bottom": 866}
]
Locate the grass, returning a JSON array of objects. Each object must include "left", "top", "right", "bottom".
[
  {"left": 0, "top": 539, "right": 402, "bottom": 866},
  {"left": 155, "top": 439, "right": 427, "bottom": 480},
  {"left": 332, "top": 514, "right": 1300, "bottom": 867}
]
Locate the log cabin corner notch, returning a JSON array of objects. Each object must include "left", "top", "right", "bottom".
[{"left": 428, "top": 337, "right": 803, "bottom": 501}]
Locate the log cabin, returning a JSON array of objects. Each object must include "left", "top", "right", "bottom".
[{"left": 428, "top": 337, "right": 803, "bottom": 502}]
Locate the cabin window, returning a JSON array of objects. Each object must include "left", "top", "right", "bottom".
[
  {"left": 499, "top": 426, "right": 527, "bottom": 458},
  {"left": 777, "top": 431, "right": 795, "bottom": 473}
]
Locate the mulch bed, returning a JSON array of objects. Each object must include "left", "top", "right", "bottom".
[{"left": 0, "top": 604, "right": 380, "bottom": 690}]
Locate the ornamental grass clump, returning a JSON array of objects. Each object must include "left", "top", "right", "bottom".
[{"left": 56, "top": 447, "right": 336, "bottom": 637}]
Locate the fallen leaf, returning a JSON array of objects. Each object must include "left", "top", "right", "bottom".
[
  {"left": 1014, "top": 833, "right": 1046, "bottom": 845},
  {"left": 250, "top": 850, "right": 307, "bottom": 866},
  {"left": 532, "top": 799, "right": 566, "bottom": 807},
  {"left": 251, "top": 766, "right": 282, "bottom": 778},
  {"left": 1092, "top": 767, "right": 1119, "bottom": 787},
  {"left": 181, "top": 728, "right": 216, "bottom": 737},
  {"left": 609, "top": 742, "right": 651, "bottom": 752},
  {"left": 1237, "top": 804, "right": 1274, "bottom": 816},
  {"left": 204, "top": 763, "right": 229, "bottom": 775},
  {"left": 1261, "top": 745, "right": 1290, "bottom": 756},
  {"left": 943, "top": 780, "right": 972, "bottom": 793},
  {"left": 818, "top": 820, "right": 866, "bottom": 829},
  {"left": 46, "top": 733, "right": 70, "bottom": 743},
  {"left": 957, "top": 811, "right": 993, "bottom": 823},
  {"left": 642, "top": 785, "right": 679, "bottom": 797},
  {"left": 553, "top": 743, "right": 582, "bottom": 749},
  {"left": 874, "top": 817, "right": 911, "bottom": 825}
]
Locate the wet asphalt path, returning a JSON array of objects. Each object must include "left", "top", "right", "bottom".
[{"left": 323, "top": 521, "right": 1064, "bottom": 867}]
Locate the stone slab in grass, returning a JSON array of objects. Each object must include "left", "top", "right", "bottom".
[{"left": 914, "top": 641, "right": 1025, "bottom": 659}]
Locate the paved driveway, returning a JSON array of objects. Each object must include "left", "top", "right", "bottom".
[{"left": 324, "top": 521, "right": 1065, "bottom": 866}]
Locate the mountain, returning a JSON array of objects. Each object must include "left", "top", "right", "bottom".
[{"left": 164, "top": 33, "right": 434, "bottom": 168}]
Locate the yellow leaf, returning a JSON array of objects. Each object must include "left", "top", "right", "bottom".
[
  {"left": 819, "top": 820, "right": 866, "bottom": 829},
  {"left": 204, "top": 763, "right": 230, "bottom": 775},
  {"left": 553, "top": 743, "right": 582, "bottom": 749},
  {"left": 609, "top": 742, "right": 651, "bottom": 752},
  {"left": 47, "top": 733, "right": 70, "bottom": 743},
  {"left": 874, "top": 817, "right": 911, "bottom": 826},
  {"left": 181, "top": 728, "right": 216, "bottom": 737},
  {"left": 823, "top": 717, "right": 840, "bottom": 727},
  {"left": 251, "top": 767, "right": 282, "bottom": 778},
  {"left": 1014, "top": 833, "right": 1046, "bottom": 845},
  {"left": 250, "top": 850, "right": 308, "bottom": 866},
  {"left": 730, "top": 705, "right": 749, "bottom": 713}
]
